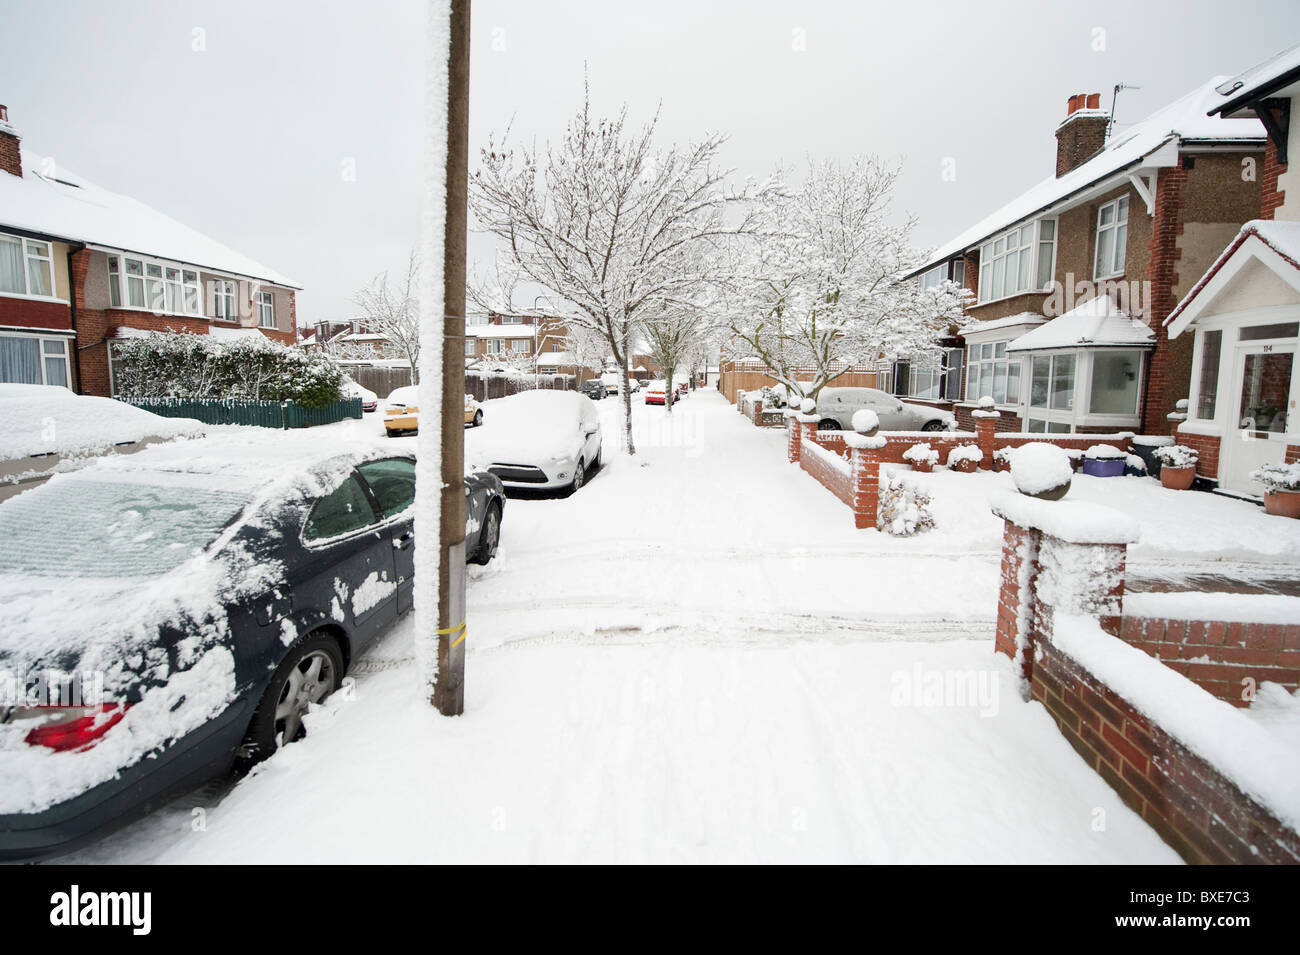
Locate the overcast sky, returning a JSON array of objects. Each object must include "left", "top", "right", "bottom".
[{"left": 4, "top": 0, "right": 1300, "bottom": 326}]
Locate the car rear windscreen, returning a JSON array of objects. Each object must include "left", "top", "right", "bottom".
[{"left": 0, "top": 478, "right": 250, "bottom": 578}]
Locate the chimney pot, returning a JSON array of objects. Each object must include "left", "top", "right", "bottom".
[
  {"left": 1086, "top": 92, "right": 1101, "bottom": 110},
  {"left": 0, "top": 104, "right": 21, "bottom": 178},
  {"left": 0, "top": 105, "right": 8, "bottom": 123}
]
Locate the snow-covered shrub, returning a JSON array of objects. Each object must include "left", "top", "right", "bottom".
[
  {"left": 993, "top": 447, "right": 1015, "bottom": 471},
  {"left": 1152, "top": 444, "right": 1199, "bottom": 469},
  {"left": 1125, "top": 453, "right": 1147, "bottom": 475},
  {"left": 1083, "top": 443, "right": 1126, "bottom": 460},
  {"left": 878, "top": 473, "right": 935, "bottom": 536},
  {"left": 112, "top": 332, "right": 344, "bottom": 408},
  {"left": 851, "top": 408, "right": 879, "bottom": 434},
  {"left": 1252, "top": 461, "right": 1300, "bottom": 491},
  {"left": 902, "top": 442, "right": 939, "bottom": 467},
  {"left": 1010, "top": 443, "right": 1072, "bottom": 499},
  {"left": 800, "top": 397, "right": 816, "bottom": 415},
  {"left": 946, "top": 444, "right": 982, "bottom": 470}
]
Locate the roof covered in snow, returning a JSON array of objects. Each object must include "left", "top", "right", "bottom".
[
  {"left": 1210, "top": 43, "right": 1300, "bottom": 118},
  {"left": 0, "top": 150, "right": 300, "bottom": 288},
  {"left": 1006, "top": 295, "right": 1155, "bottom": 352},
  {"left": 910, "top": 76, "right": 1266, "bottom": 277},
  {"left": 960, "top": 312, "right": 1047, "bottom": 338}
]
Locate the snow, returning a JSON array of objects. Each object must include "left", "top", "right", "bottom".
[
  {"left": 464, "top": 391, "right": 593, "bottom": 468},
  {"left": 0, "top": 384, "right": 203, "bottom": 463},
  {"left": 946, "top": 444, "right": 982, "bottom": 465},
  {"left": 351, "top": 571, "right": 396, "bottom": 617},
  {"left": 1006, "top": 295, "right": 1155, "bottom": 353},
  {"left": 1009, "top": 443, "right": 1073, "bottom": 495},
  {"left": 801, "top": 437, "right": 850, "bottom": 475},
  {"left": 0, "top": 152, "right": 298, "bottom": 288},
  {"left": 1052, "top": 614, "right": 1300, "bottom": 832},
  {"left": 1124, "top": 591, "right": 1300, "bottom": 625},
  {"left": 842, "top": 432, "right": 886, "bottom": 450},
  {"left": 902, "top": 443, "right": 939, "bottom": 466},
  {"left": 1084, "top": 443, "right": 1126, "bottom": 460},
  {"left": 911, "top": 75, "right": 1264, "bottom": 276},
  {"left": 960, "top": 312, "right": 1046, "bottom": 336},
  {"left": 850, "top": 408, "right": 879, "bottom": 433},
  {"left": 1211, "top": 43, "right": 1300, "bottom": 117},
  {"left": 1131, "top": 435, "right": 1175, "bottom": 447},
  {"left": 990, "top": 492, "right": 1139, "bottom": 544}
]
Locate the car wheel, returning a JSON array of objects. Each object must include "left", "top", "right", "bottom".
[
  {"left": 238, "top": 631, "right": 343, "bottom": 768},
  {"left": 817, "top": 419, "right": 839, "bottom": 431},
  {"left": 386, "top": 429, "right": 398, "bottom": 437},
  {"left": 470, "top": 501, "right": 502, "bottom": 565},
  {"left": 571, "top": 460, "right": 586, "bottom": 493},
  {"left": 473, "top": 410, "right": 483, "bottom": 427},
  {"left": 921, "top": 420, "right": 947, "bottom": 432}
]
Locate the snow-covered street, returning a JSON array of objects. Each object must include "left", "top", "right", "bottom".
[{"left": 48, "top": 390, "right": 1232, "bottom": 863}]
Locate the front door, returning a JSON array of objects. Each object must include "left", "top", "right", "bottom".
[{"left": 1220, "top": 344, "right": 1295, "bottom": 495}]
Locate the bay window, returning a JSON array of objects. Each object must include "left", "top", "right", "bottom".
[
  {"left": 892, "top": 348, "right": 964, "bottom": 400},
  {"left": 1093, "top": 197, "right": 1129, "bottom": 279},
  {"left": 965, "top": 341, "right": 1022, "bottom": 404},
  {"left": 0, "top": 233, "right": 56, "bottom": 298},
  {"left": 0, "top": 334, "right": 69, "bottom": 386},
  {"left": 106, "top": 253, "right": 205, "bottom": 316},
  {"left": 977, "top": 219, "right": 1056, "bottom": 304},
  {"left": 1030, "top": 354, "right": 1075, "bottom": 412},
  {"left": 1088, "top": 350, "right": 1141, "bottom": 415},
  {"left": 510, "top": 339, "right": 530, "bottom": 353}
]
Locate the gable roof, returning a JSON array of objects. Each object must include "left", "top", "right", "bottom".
[
  {"left": 1164, "top": 220, "right": 1300, "bottom": 337},
  {"left": 1210, "top": 44, "right": 1300, "bottom": 118},
  {"left": 0, "top": 150, "right": 300, "bottom": 288},
  {"left": 1006, "top": 295, "right": 1155, "bottom": 352},
  {"left": 909, "top": 76, "right": 1266, "bottom": 278}
]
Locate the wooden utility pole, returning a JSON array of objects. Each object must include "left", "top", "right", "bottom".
[{"left": 433, "top": 0, "right": 469, "bottom": 715}]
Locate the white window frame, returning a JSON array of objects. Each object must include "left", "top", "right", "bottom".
[
  {"left": 964, "top": 340, "right": 1024, "bottom": 406},
  {"left": 484, "top": 339, "right": 503, "bottom": 355},
  {"left": 463, "top": 339, "right": 476, "bottom": 357},
  {"left": 105, "top": 252, "right": 204, "bottom": 317},
  {"left": 257, "top": 290, "right": 276, "bottom": 329},
  {"left": 500, "top": 315, "right": 522, "bottom": 325},
  {"left": 1093, "top": 197, "right": 1129, "bottom": 280},
  {"left": 510, "top": 338, "right": 530, "bottom": 354},
  {"left": 976, "top": 219, "right": 1056, "bottom": 305},
  {"left": 212, "top": 279, "right": 238, "bottom": 322},
  {"left": 0, "top": 232, "right": 60, "bottom": 301},
  {"left": 0, "top": 331, "right": 71, "bottom": 386}
]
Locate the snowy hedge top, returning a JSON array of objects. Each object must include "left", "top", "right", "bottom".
[
  {"left": 0, "top": 384, "right": 203, "bottom": 462},
  {"left": 1152, "top": 444, "right": 1198, "bottom": 468},
  {"left": 1083, "top": 443, "right": 1127, "bottom": 460},
  {"left": 1009, "top": 443, "right": 1072, "bottom": 495}
]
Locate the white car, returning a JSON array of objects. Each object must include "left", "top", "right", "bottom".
[
  {"left": 341, "top": 376, "right": 378, "bottom": 413},
  {"left": 813, "top": 387, "right": 956, "bottom": 432},
  {"left": 466, "top": 391, "right": 603, "bottom": 492}
]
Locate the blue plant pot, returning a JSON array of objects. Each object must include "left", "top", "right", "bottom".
[{"left": 1082, "top": 458, "right": 1125, "bottom": 478}]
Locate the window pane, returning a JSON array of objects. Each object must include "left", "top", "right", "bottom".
[
  {"left": 993, "top": 362, "right": 1008, "bottom": 403},
  {"left": 357, "top": 458, "right": 416, "bottom": 519},
  {"left": 981, "top": 343, "right": 993, "bottom": 361},
  {"left": 42, "top": 339, "right": 64, "bottom": 355},
  {"left": 127, "top": 275, "right": 145, "bottom": 308},
  {"left": 1031, "top": 356, "right": 1050, "bottom": 408},
  {"left": 1037, "top": 240, "right": 1054, "bottom": 289},
  {"left": 1050, "top": 355, "right": 1075, "bottom": 410},
  {"left": 991, "top": 256, "right": 1005, "bottom": 299},
  {"left": 979, "top": 263, "right": 991, "bottom": 302},
  {"left": 1238, "top": 322, "right": 1299, "bottom": 341},
  {"left": 1089, "top": 350, "right": 1141, "bottom": 414},
  {"left": 0, "top": 237, "right": 23, "bottom": 293},
  {"left": 1039, "top": 220, "right": 1055, "bottom": 240},
  {"left": 146, "top": 263, "right": 162, "bottom": 278},
  {"left": 1116, "top": 196, "right": 1128, "bottom": 222},
  {"left": 1196, "top": 330, "right": 1221, "bottom": 419},
  {"left": 1006, "top": 231, "right": 1018, "bottom": 250},
  {"left": 1007, "top": 361, "right": 1022, "bottom": 403},
  {"left": 1099, "top": 205, "right": 1114, "bottom": 227},
  {"left": 1027, "top": 417, "right": 1046, "bottom": 433},
  {"left": 993, "top": 238, "right": 1004, "bottom": 256},
  {"left": 0, "top": 337, "right": 42, "bottom": 383},
  {"left": 1095, "top": 228, "right": 1114, "bottom": 277},
  {"left": 1237, "top": 351, "right": 1292, "bottom": 435},
  {"left": 978, "top": 363, "right": 991, "bottom": 400},
  {"left": 1112, "top": 222, "right": 1127, "bottom": 273},
  {"left": 304, "top": 475, "right": 377, "bottom": 541},
  {"left": 26, "top": 257, "right": 52, "bottom": 297},
  {"left": 966, "top": 362, "right": 978, "bottom": 400},
  {"left": 1017, "top": 248, "right": 1032, "bottom": 291},
  {"left": 1047, "top": 421, "right": 1072, "bottom": 434},
  {"left": 994, "top": 342, "right": 1006, "bottom": 358},
  {"left": 44, "top": 356, "right": 68, "bottom": 387}
]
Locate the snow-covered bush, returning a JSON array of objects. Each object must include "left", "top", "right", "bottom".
[
  {"left": 1125, "top": 453, "right": 1147, "bottom": 475},
  {"left": 946, "top": 444, "right": 982, "bottom": 469},
  {"left": 902, "top": 442, "right": 939, "bottom": 467},
  {"left": 1010, "top": 443, "right": 1072, "bottom": 499},
  {"left": 1152, "top": 444, "right": 1199, "bottom": 469},
  {"left": 1252, "top": 461, "right": 1300, "bottom": 491},
  {"left": 112, "top": 332, "right": 344, "bottom": 408},
  {"left": 1083, "top": 443, "right": 1126, "bottom": 460},
  {"left": 993, "top": 447, "right": 1015, "bottom": 470},
  {"left": 877, "top": 473, "right": 935, "bottom": 537},
  {"left": 851, "top": 408, "right": 879, "bottom": 434},
  {"left": 799, "top": 397, "right": 816, "bottom": 415}
]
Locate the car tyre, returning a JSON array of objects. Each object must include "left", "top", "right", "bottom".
[
  {"left": 921, "top": 421, "right": 947, "bottom": 433},
  {"left": 238, "top": 631, "right": 344, "bottom": 769},
  {"left": 817, "top": 419, "right": 840, "bottom": 432},
  {"left": 571, "top": 460, "right": 586, "bottom": 494},
  {"left": 470, "top": 501, "right": 502, "bottom": 565},
  {"left": 472, "top": 409, "right": 483, "bottom": 427}
]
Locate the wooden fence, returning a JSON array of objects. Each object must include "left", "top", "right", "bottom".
[{"left": 123, "top": 396, "right": 363, "bottom": 429}]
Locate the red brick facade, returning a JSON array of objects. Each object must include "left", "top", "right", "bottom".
[
  {"left": 1259, "top": 106, "right": 1288, "bottom": 220},
  {"left": 0, "top": 296, "right": 71, "bottom": 331},
  {"left": 1142, "top": 163, "right": 1189, "bottom": 431},
  {"left": 1174, "top": 429, "right": 1221, "bottom": 480}
]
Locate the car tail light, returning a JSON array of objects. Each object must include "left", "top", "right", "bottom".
[{"left": 21, "top": 703, "right": 132, "bottom": 753}]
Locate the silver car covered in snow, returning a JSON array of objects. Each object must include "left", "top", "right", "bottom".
[{"left": 813, "top": 387, "right": 956, "bottom": 432}]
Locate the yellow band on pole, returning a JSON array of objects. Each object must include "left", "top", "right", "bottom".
[{"left": 437, "top": 620, "right": 468, "bottom": 649}]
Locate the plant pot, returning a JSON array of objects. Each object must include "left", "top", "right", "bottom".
[
  {"left": 1263, "top": 489, "right": 1300, "bottom": 519},
  {"left": 949, "top": 458, "right": 977, "bottom": 473},
  {"left": 1082, "top": 458, "right": 1125, "bottom": 478},
  {"left": 993, "top": 458, "right": 1012, "bottom": 472},
  {"left": 1160, "top": 465, "right": 1196, "bottom": 490},
  {"left": 1026, "top": 479, "right": 1071, "bottom": 502},
  {"left": 911, "top": 459, "right": 935, "bottom": 474}
]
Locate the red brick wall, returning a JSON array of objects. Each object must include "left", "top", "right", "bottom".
[
  {"left": 1032, "top": 628, "right": 1300, "bottom": 863},
  {"left": 1260, "top": 110, "right": 1288, "bottom": 220},
  {"left": 799, "top": 438, "right": 853, "bottom": 508},
  {"left": 1142, "top": 164, "right": 1189, "bottom": 433},
  {"left": 955, "top": 405, "right": 1022, "bottom": 432},
  {"left": 0, "top": 130, "right": 21, "bottom": 178},
  {"left": 995, "top": 521, "right": 1037, "bottom": 679},
  {"left": 0, "top": 296, "right": 72, "bottom": 331},
  {"left": 1118, "top": 616, "right": 1300, "bottom": 706},
  {"left": 1175, "top": 430, "right": 1221, "bottom": 480}
]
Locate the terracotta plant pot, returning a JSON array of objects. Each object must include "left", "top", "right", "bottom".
[
  {"left": 993, "top": 458, "right": 1012, "bottom": 472},
  {"left": 1263, "top": 489, "right": 1300, "bottom": 519},
  {"left": 911, "top": 459, "right": 935, "bottom": 474},
  {"left": 1160, "top": 465, "right": 1196, "bottom": 491},
  {"left": 949, "top": 458, "right": 978, "bottom": 473},
  {"left": 1027, "top": 479, "right": 1071, "bottom": 502}
]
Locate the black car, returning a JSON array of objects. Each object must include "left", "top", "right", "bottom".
[
  {"left": 0, "top": 447, "right": 504, "bottom": 859},
  {"left": 579, "top": 379, "right": 605, "bottom": 400}
]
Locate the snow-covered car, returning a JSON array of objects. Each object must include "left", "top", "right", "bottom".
[
  {"left": 0, "top": 384, "right": 204, "bottom": 503},
  {"left": 578, "top": 379, "right": 605, "bottom": 400},
  {"left": 464, "top": 394, "right": 483, "bottom": 427},
  {"left": 466, "top": 390, "right": 602, "bottom": 493},
  {"left": 341, "top": 376, "right": 379, "bottom": 413},
  {"left": 644, "top": 380, "right": 668, "bottom": 406},
  {"left": 383, "top": 384, "right": 420, "bottom": 437},
  {"left": 0, "top": 444, "right": 504, "bottom": 859},
  {"left": 813, "top": 387, "right": 955, "bottom": 433}
]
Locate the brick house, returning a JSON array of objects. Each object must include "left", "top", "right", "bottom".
[
  {"left": 0, "top": 105, "right": 300, "bottom": 397},
  {"left": 1161, "top": 45, "right": 1300, "bottom": 495},
  {"left": 905, "top": 78, "right": 1267, "bottom": 437},
  {"left": 465, "top": 311, "right": 599, "bottom": 384}
]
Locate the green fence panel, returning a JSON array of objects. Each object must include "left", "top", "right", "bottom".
[{"left": 121, "top": 396, "right": 361, "bottom": 429}]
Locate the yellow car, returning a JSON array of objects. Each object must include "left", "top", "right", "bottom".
[{"left": 385, "top": 388, "right": 483, "bottom": 437}]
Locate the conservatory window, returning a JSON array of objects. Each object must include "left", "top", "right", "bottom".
[
  {"left": 1093, "top": 197, "right": 1129, "bottom": 279},
  {"left": 919, "top": 264, "right": 945, "bottom": 290},
  {"left": 977, "top": 220, "right": 1055, "bottom": 303},
  {"left": 1088, "top": 350, "right": 1141, "bottom": 415},
  {"left": 965, "top": 341, "right": 1020, "bottom": 404},
  {"left": 1196, "top": 330, "right": 1221, "bottom": 420},
  {"left": 1030, "top": 354, "right": 1075, "bottom": 411},
  {"left": 257, "top": 290, "right": 275, "bottom": 328}
]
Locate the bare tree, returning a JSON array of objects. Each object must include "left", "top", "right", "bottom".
[
  {"left": 354, "top": 251, "right": 421, "bottom": 383},
  {"left": 471, "top": 80, "right": 757, "bottom": 454},
  {"left": 639, "top": 295, "right": 723, "bottom": 412}
]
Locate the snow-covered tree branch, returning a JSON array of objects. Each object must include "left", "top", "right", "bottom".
[{"left": 354, "top": 250, "right": 421, "bottom": 383}]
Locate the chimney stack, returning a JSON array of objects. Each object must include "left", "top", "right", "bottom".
[
  {"left": 0, "top": 105, "right": 22, "bottom": 178},
  {"left": 1055, "top": 92, "right": 1107, "bottom": 178}
]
